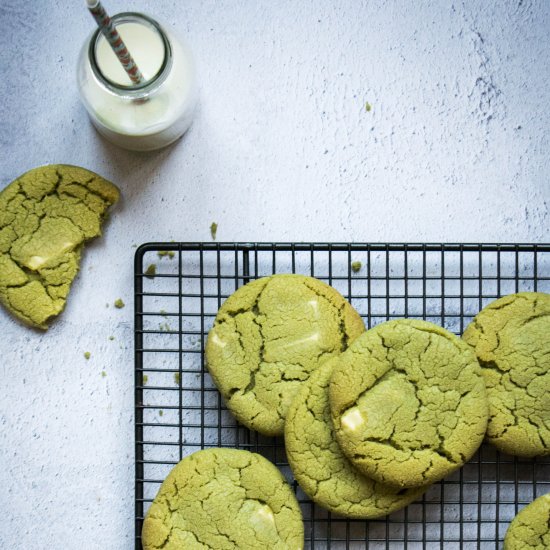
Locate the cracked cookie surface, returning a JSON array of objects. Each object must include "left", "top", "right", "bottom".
[
  {"left": 285, "top": 360, "right": 428, "bottom": 518},
  {"left": 503, "top": 492, "right": 550, "bottom": 549},
  {"left": 205, "top": 274, "right": 365, "bottom": 436},
  {"left": 463, "top": 292, "right": 550, "bottom": 457},
  {"left": 330, "top": 319, "right": 488, "bottom": 488},
  {"left": 0, "top": 165, "right": 119, "bottom": 329},
  {"left": 142, "top": 448, "right": 304, "bottom": 550}
]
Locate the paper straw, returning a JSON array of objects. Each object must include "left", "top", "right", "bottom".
[{"left": 86, "top": 0, "right": 145, "bottom": 85}]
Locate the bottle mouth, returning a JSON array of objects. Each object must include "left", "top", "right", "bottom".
[{"left": 89, "top": 12, "right": 172, "bottom": 95}]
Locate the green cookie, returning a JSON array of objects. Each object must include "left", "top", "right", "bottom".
[
  {"left": 0, "top": 165, "right": 119, "bottom": 329},
  {"left": 285, "top": 360, "right": 428, "bottom": 518},
  {"left": 206, "top": 274, "right": 365, "bottom": 436},
  {"left": 330, "top": 319, "right": 488, "bottom": 488},
  {"left": 463, "top": 292, "right": 550, "bottom": 457},
  {"left": 142, "top": 448, "right": 304, "bottom": 550},
  {"left": 503, "top": 493, "right": 550, "bottom": 549}
]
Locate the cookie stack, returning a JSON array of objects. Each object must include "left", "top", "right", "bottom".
[
  {"left": 286, "top": 318, "right": 489, "bottom": 517},
  {"left": 205, "top": 274, "right": 494, "bottom": 519},
  {"left": 142, "top": 275, "right": 550, "bottom": 547},
  {"left": 206, "top": 279, "right": 550, "bottom": 516}
]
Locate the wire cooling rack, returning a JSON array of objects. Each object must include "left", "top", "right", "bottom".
[{"left": 134, "top": 243, "right": 550, "bottom": 550}]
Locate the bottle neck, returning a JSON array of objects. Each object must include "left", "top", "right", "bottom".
[{"left": 88, "top": 12, "right": 172, "bottom": 99}]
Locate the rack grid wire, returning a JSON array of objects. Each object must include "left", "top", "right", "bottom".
[{"left": 134, "top": 243, "right": 550, "bottom": 550}]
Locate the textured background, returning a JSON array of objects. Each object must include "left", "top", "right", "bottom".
[{"left": 0, "top": 0, "right": 549, "bottom": 548}]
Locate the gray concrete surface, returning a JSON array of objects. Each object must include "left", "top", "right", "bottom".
[{"left": 0, "top": 1, "right": 549, "bottom": 548}]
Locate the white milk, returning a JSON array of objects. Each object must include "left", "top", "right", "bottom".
[
  {"left": 77, "top": 13, "right": 198, "bottom": 151},
  {"left": 95, "top": 22, "right": 165, "bottom": 86}
]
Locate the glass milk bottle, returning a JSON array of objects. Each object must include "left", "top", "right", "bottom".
[{"left": 77, "top": 12, "right": 197, "bottom": 151}]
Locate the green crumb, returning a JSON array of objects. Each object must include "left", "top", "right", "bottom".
[
  {"left": 101, "top": 371, "right": 107, "bottom": 378},
  {"left": 210, "top": 222, "right": 218, "bottom": 240},
  {"left": 351, "top": 261, "right": 362, "bottom": 273},
  {"left": 157, "top": 250, "right": 175, "bottom": 259},
  {"left": 159, "top": 410, "right": 164, "bottom": 417},
  {"left": 365, "top": 101, "right": 372, "bottom": 112},
  {"left": 159, "top": 322, "right": 171, "bottom": 332},
  {"left": 174, "top": 372, "right": 181, "bottom": 384},
  {"left": 108, "top": 335, "right": 115, "bottom": 341},
  {"left": 84, "top": 351, "right": 91, "bottom": 360},
  {"left": 144, "top": 263, "right": 157, "bottom": 278},
  {"left": 160, "top": 309, "right": 167, "bottom": 316},
  {"left": 114, "top": 298, "right": 125, "bottom": 309},
  {"left": 142, "top": 374, "right": 148, "bottom": 384}
]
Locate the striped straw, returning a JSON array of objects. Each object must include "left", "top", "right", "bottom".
[{"left": 86, "top": 0, "right": 145, "bottom": 85}]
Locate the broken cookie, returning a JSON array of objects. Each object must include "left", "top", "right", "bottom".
[{"left": 0, "top": 165, "right": 119, "bottom": 329}]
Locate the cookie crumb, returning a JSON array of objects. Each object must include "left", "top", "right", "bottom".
[
  {"left": 351, "top": 261, "right": 362, "bottom": 273},
  {"left": 84, "top": 351, "right": 91, "bottom": 360},
  {"left": 144, "top": 263, "right": 157, "bottom": 278},
  {"left": 365, "top": 102, "right": 372, "bottom": 112},
  {"left": 114, "top": 298, "right": 125, "bottom": 309},
  {"left": 174, "top": 372, "right": 181, "bottom": 384},
  {"left": 158, "top": 250, "right": 175, "bottom": 259},
  {"left": 210, "top": 222, "right": 218, "bottom": 240}
]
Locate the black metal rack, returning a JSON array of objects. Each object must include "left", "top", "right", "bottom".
[{"left": 134, "top": 243, "right": 550, "bottom": 550}]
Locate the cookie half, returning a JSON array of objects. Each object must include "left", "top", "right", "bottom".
[
  {"left": 142, "top": 448, "right": 304, "bottom": 550},
  {"left": 503, "top": 493, "right": 550, "bottom": 549},
  {"left": 463, "top": 292, "right": 550, "bottom": 457},
  {"left": 0, "top": 165, "right": 119, "bottom": 329},
  {"left": 206, "top": 274, "right": 365, "bottom": 436},
  {"left": 285, "top": 360, "right": 428, "bottom": 518},
  {"left": 330, "top": 319, "right": 488, "bottom": 488}
]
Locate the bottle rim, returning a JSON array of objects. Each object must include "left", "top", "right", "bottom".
[{"left": 88, "top": 12, "right": 172, "bottom": 96}]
